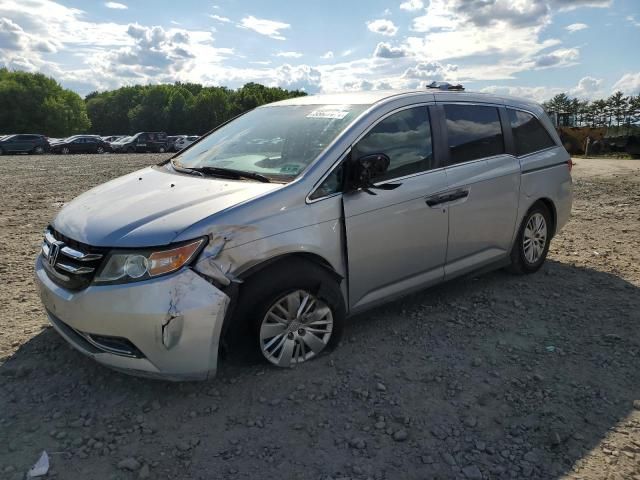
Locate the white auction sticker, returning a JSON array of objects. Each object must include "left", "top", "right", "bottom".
[{"left": 306, "top": 106, "right": 350, "bottom": 120}]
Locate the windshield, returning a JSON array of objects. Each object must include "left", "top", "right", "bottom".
[
  {"left": 172, "top": 104, "right": 369, "bottom": 182},
  {"left": 114, "top": 136, "right": 131, "bottom": 143}
]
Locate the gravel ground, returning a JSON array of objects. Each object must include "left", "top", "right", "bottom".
[{"left": 0, "top": 153, "right": 639, "bottom": 480}]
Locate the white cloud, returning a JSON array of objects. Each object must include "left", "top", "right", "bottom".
[
  {"left": 611, "top": 72, "right": 640, "bottom": 95},
  {"left": 400, "top": 0, "right": 424, "bottom": 11},
  {"left": 367, "top": 19, "right": 398, "bottom": 36},
  {"left": 272, "top": 64, "right": 321, "bottom": 91},
  {"left": 480, "top": 75, "right": 607, "bottom": 103},
  {"left": 105, "top": 2, "right": 127, "bottom": 9},
  {"left": 342, "top": 49, "right": 354, "bottom": 57},
  {"left": 238, "top": 15, "right": 290, "bottom": 40},
  {"left": 566, "top": 23, "right": 588, "bottom": 32},
  {"left": 321, "top": 51, "right": 334, "bottom": 59},
  {"left": 373, "top": 42, "right": 408, "bottom": 58},
  {"left": 533, "top": 47, "right": 580, "bottom": 69},
  {"left": 569, "top": 76, "right": 604, "bottom": 99},
  {"left": 274, "top": 51, "right": 303, "bottom": 58},
  {"left": 627, "top": 16, "right": 640, "bottom": 28},
  {"left": 210, "top": 14, "right": 231, "bottom": 23},
  {"left": 403, "top": 61, "right": 458, "bottom": 81}
]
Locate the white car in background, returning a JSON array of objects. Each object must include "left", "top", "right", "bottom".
[{"left": 174, "top": 135, "right": 200, "bottom": 151}]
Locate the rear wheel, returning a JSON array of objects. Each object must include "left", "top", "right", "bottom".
[
  {"left": 229, "top": 258, "right": 345, "bottom": 368},
  {"left": 0, "top": 146, "right": 4, "bottom": 155},
  {"left": 97, "top": 146, "right": 105, "bottom": 154},
  {"left": 126, "top": 146, "right": 135, "bottom": 154},
  {"left": 61, "top": 146, "right": 70, "bottom": 155},
  {"left": 508, "top": 203, "right": 552, "bottom": 274},
  {"left": 33, "top": 146, "right": 45, "bottom": 154},
  {"left": 158, "top": 146, "right": 166, "bottom": 153}
]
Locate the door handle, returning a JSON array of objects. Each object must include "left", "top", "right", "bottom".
[{"left": 425, "top": 189, "right": 468, "bottom": 207}]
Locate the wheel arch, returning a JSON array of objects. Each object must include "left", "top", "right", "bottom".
[
  {"left": 532, "top": 197, "right": 557, "bottom": 237},
  {"left": 237, "top": 252, "right": 343, "bottom": 283}
]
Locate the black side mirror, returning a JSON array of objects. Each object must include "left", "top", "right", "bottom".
[{"left": 350, "top": 153, "right": 401, "bottom": 195}]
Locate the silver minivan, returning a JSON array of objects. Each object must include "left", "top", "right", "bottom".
[{"left": 35, "top": 86, "right": 572, "bottom": 380}]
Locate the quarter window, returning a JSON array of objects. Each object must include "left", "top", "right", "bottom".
[
  {"left": 354, "top": 106, "right": 434, "bottom": 182},
  {"left": 508, "top": 109, "right": 556, "bottom": 156},
  {"left": 444, "top": 104, "right": 504, "bottom": 164}
]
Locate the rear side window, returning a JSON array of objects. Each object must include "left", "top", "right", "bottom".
[
  {"left": 444, "top": 104, "right": 504, "bottom": 164},
  {"left": 354, "top": 106, "right": 434, "bottom": 181},
  {"left": 508, "top": 109, "right": 556, "bottom": 156}
]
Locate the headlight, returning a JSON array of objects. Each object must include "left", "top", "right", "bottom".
[{"left": 94, "top": 238, "right": 206, "bottom": 284}]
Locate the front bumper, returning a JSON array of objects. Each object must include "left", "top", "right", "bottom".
[{"left": 35, "top": 255, "right": 230, "bottom": 381}]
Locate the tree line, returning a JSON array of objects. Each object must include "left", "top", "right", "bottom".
[
  {"left": 0, "top": 68, "right": 90, "bottom": 137},
  {"left": 85, "top": 82, "right": 307, "bottom": 135},
  {"left": 542, "top": 91, "right": 640, "bottom": 129},
  {"left": 0, "top": 69, "right": 306, "bottom": 137},
  {"left": 3, "top": 68, "right": 640, "bottom": 137}
]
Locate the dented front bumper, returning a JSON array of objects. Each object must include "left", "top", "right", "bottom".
[{"left": 35, "top": 255, "right": 229, "bottom": 381}]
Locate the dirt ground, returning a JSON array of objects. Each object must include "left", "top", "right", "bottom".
[{"left": 0, "top": 154, "right": 639, "bottom": 480}]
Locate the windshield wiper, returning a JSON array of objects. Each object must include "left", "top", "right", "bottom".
[{"left": 189, "top": 166, "right": 272, "bottom": 183}]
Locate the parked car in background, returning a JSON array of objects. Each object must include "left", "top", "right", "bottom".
[
  {"left": 167, "top": 135, "right": 187, "bottom": 152},
  {"left": 35, "top": 85, "right": 572, "bottom": 380},
  {"left": 174, "top": 135, "right": 200, "bottom": 151},
  {"left": 50, "top": 135, "right": 111, "bottom": 154},
  {"left": 0, "top": 134, "right": 49, "bottom": 155},
  {"left": 102, "top": 135, "right": 126, "bottom": 143},
  {"left": 110, "top": 132, "right": 169, "bottom": 153}
]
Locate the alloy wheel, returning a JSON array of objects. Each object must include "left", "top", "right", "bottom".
[
  {"left": 522, "top": 212, "right": 547, "bottom": 264},
  {"left": 62, "top": 147, "right": 69, "bottom": 154},
  {"left": 259, "top": 290, "right": 333, "bottom": 367}
]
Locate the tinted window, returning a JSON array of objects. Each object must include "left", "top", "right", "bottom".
[
  {"left": 444, "top": 105, "right": 504, "bottom": 164},
  {"left": 508, "top": 109, "right": 556, "bottom": 156},
  {"left": 355, "top": 106, "right": 433, "bottom": 182}
]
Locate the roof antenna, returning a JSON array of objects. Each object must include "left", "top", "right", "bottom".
[{"left": 426, "top": 81, "right": 465, "bottom": 91}]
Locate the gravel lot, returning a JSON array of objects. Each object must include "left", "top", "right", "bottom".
[{"left": 1, "top": 154, "right": 639, "bottom": 480}]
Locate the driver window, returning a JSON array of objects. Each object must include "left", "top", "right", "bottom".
[{"left": 354, "top": 106, "right": 434, "bottom": 182}]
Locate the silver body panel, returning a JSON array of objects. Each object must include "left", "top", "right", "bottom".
[{"left": 35, "top": 89, "right": 572, "bottom": 380}]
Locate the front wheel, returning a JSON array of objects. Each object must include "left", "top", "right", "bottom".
[
  {"left": 230, "top": 258, "right": 345, "bottom": 368},
  {"left": 61, "top": 147, "right": 70, "bottom": 155},
  {"left": 508, "top": 203, "right": 552, "bottom": 274},
  {"left": 0, "top": 147, "right": 4, "bottom": 155},
  {"left": 97, "top": 146, "right": 105, "bottom": 154},
  {"left": 158, "top": 146, "right": 166, "bottom": 153}
]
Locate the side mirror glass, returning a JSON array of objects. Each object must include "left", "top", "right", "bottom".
[{"left": 350, "top": 153, "right": 400, "bottom": 195}]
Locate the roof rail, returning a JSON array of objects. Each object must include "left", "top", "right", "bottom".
[{"left": 426, "top": 81, "right": 465, "bottom": 91}]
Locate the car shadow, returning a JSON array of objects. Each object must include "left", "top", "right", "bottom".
[{"left": 1, "top": 259, "right": 639, "bottom": 479}]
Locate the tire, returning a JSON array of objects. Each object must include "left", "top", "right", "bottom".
[
  {"left": 158, "top": 146, "right": 166, "bottom": 153},
  {"left": 0, "top": 147, "right": 3, "bottom": 155},
  {"left": 229, "top": 257, "right": 345, "bottom": 368},
  {"left": 508, "top": 202, "right": 552, "bottom": 274},
  {"left": 97, "top": 146, "right": 104, "bottom": 154},
  {"left": 61, "top": 147, "right": 70, "bottom": 155},
  {"left": 33, "top": 146, "right": 45, "bottom": 154},
  {"left": 126, "top": 147, "right": 135, "bottom": 154}
]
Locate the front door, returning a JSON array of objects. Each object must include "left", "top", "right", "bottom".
[
  {"left": 343, "top": 105, "right": 449, "bottom": 311},
  {"left": 439, "top": 103, "right": 520, "bottom": 277}
]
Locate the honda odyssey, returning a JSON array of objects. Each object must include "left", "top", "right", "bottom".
[{"left": 35, "top": 85, "right": 572, "bottom": 380}]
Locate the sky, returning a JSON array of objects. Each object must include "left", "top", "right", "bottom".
[{"left": 0, "top": 0, "right": 639, "bottom": 102}]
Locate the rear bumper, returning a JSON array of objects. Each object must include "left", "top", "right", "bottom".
[{"left": 35, "top": 255, "right": 230, "bottom": 381}]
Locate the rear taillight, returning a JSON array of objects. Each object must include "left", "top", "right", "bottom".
[{"left": 567, "top": 158, "right": 573, "bottom": 173}]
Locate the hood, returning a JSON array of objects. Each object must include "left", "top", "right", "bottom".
[{"left": 52, "top": 165, "right": 282, "bottom": 247}]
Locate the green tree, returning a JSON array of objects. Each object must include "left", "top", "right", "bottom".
[{"left": 0, "top": 68, "right": 89, "bottom": 136}]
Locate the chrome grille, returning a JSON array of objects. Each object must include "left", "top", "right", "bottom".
[{"left": 41, "top": 228, "right": 106, "bottom": 290}]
